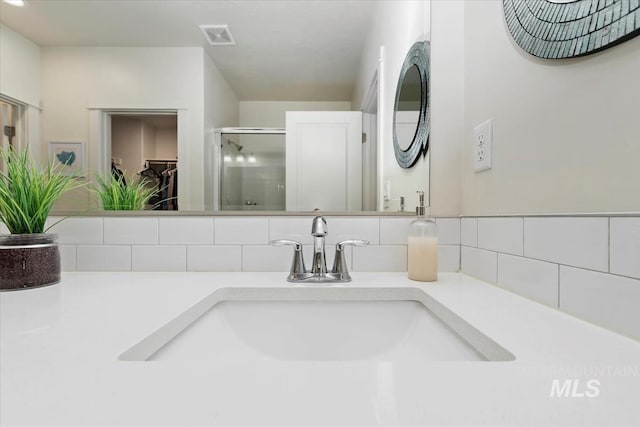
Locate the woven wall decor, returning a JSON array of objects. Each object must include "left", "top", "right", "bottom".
[{"left": 503, "top": 0, "right": 640, "bottom": 59}]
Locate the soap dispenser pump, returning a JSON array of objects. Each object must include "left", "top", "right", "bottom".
[{"left": 408, "top": 191, "right": 438, "bottom": 282}]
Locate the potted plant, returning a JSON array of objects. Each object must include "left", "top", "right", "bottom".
[
  {"left": 0, "top": 147, "right": 83, "bottom": 291},
  {"left": 91, "top": 173, "right": 158, "bottom": 210}
]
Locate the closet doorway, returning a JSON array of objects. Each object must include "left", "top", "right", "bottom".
[
  {"left": 0, "top": 97, "right": 26, "bottom": 173},
  {"left": 109, "top": 113, "right": 178, "bottom": 210}
]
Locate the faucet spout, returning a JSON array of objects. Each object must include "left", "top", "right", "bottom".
[
  {"left": 311, "top": 216, "right": 328, "bottom": 237},
  {"left": 310, "top": 216, "right": 328, "bottom": 275}
]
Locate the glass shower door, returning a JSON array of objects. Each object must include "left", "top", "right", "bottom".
[{"left": 220, "top": 131, "right": 285, "bottom": 211}]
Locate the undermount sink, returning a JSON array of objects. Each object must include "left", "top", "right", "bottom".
[{"left": 120, "top": 287, "right": 514, "bottom": 363}]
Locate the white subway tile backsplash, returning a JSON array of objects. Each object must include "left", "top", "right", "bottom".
[
  {"left": 47, "top": 217, "right": 103, "bottom": 244},
  {"left": 461, "top": 246, "right": 497, "bottom": 283},
  {"left": 610, "top": 218, "right": 640, "bottom": 280},
  {"left": 497, "top": 254, "right": 558, "bottom": 307},
  {"left": 104, "top": 218, "right": 158, "bottom": 245},
  {"left": 242, "top": 245, "right": 292, "bottom": 272},
  {"left": 132, "top": 246, "right": 186, "bottom": 272},
  {"left": 59, "top": 245, "right": 76, "bottom": 272},
  {"left": 352, "top": 245, "right": 407, "bottom": 272},
  {"left": 524, "top": 217, "right": 608, "bottom": 272},
  {"left": 159, "top": 217, "right": 214, "bottom": 245},
  {"left": 48, "top": 213, "right": 640, "bottom": 344},
  {"left": 215, "top": 218, "right": 269, "bottom": 245},
  {"left": 187, "top": 246, "right": 242, "bottom": 272},
  {"left": 560, "top": 266, "right": 640, "bottom": 341},
  {"left": 380, "top": 218, "right": 414, "bottom": 245},
  {"left": 269, "top": 217, "right": 314, "bottom": 245},
  {"left": 435, "top": 218, "right": 461, "bottom": 245},
  {"left": 77, "top": 245, "right": 131, "bottom": 271},
  {"left": 325, "top": 217, "right": 379, "bottom": 245},
  {"left": 438, "top": 245, "right": 460, "bottom": 272},
  {"left": 461, "top": 218, "right": 478, "bottom": 247},
  {"left": 478, "top": 217, "right": 523, "bottom": 256}
]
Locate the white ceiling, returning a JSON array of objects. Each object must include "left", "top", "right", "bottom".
[{"left": 0, "top": 0, "right": 376, "bottom": 101}]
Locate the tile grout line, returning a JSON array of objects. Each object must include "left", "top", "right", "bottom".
[
  {"left": 522, "top": 216, "right": 525, "bottom": 258},
  {"left": 607, "top": 216, "right": 611, "bottom": 273},
  {"left": 474, "top": 217, "right": 478, "bottom": 248},
  {"left": 458, "top": 218, "right": 462, "bottom": 272},
  {"left": 557, "top": 263, "right": 561, "bottom": 309}
]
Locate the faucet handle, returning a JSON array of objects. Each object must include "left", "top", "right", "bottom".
[
  {"left": 271, "top": 239, "right": 302, "bottom": 250},
  {"left": 336, "top": 239, "right": 370, "bottom": 250},
  {"left": 270, "top": 239, "right": 306, "bottom": 280},
  {"left": 331, "top": 239, "right": 370, "bottom": 281}
]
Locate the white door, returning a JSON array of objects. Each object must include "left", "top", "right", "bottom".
[{"left": 285, "top": 111, "right": 362, "bottom": 211}]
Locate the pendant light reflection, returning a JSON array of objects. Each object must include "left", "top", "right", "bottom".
[
  {"left": 248, "top": 153, "right": 257, "bottom": 163},
  {"left": 223, "top": 155, "right": 232, "bottom": 162},
  {"left": 236, "top": 154, "right": 245, "bottom": 162}
]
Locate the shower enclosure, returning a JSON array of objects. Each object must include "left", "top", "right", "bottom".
[{"left": 217, "top": 128, "right": 285, "bottom": 211}]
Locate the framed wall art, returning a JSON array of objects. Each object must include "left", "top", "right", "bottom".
[{"left": 49, "top": 141, "right": 85, "bottom": 177}]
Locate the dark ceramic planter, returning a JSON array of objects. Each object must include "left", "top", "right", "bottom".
[{"left": 0, "top": 233, "right": 60, "bottom": 291}]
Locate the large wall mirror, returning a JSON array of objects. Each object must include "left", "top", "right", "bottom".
[{"left": 0, "top": 0, "right": 430, "bottom": 214}]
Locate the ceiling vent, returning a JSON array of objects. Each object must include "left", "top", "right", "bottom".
[{"left": 199, "top": 25, "right": 235, "bottom": 46}]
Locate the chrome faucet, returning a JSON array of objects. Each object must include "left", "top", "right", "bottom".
[
  {"left": 271, "top": 215, "right": 369, "bottom": 283},
  {"left": 310, "top": 216, "right": 328, "bottom": 276}
]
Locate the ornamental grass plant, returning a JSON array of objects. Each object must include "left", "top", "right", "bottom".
[
  {"left": 92, "top": 173, "right": 158, "bottom": 210},
  {"left": 0, "top": 147, "right": 82, "bottom": 234}
]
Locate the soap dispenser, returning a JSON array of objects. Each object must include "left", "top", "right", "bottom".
[{"left": 408, "top": 191, "right": 438, "bottom": 282}]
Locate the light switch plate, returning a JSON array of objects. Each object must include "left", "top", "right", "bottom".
[{"left": 474, "top": 118, "right": 492, "bottom": 172}]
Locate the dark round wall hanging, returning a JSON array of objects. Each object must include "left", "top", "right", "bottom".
[
  {"left": 504, "top": 0, "right": 640, "bottom": 59},
  {"left": 393, "top": 40, "right": 430, "bottom": 169}
]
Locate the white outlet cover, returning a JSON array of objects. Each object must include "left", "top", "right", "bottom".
[{"left": 474, "top": 118, "right": 492, "bottom": 172}]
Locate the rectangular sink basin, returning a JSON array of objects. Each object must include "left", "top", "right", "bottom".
[{"left": 120, "top": 287, "right": 514, "bottom": 362}]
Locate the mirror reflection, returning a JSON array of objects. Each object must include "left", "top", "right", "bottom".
[
  {"left": 0, "top": 0, "right": 430, "bottom": 213},
  {"left": 394, "top": 65, "right": 422, "bottom": 151}
]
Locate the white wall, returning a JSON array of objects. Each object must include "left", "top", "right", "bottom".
[
  {"left": 0, "top": 24, "right": 40, "bottom": 107},
  {"left": 41, "top": 46, "right": 209, "bottom": 210},
  {"left": 203, "top": 52, "right": 239, "bottom": 210},
  {"left": 155, "top": 127, "right": 177, "bottom": 159},
  {"left": 352, "top": 0, "right": 431, "bottom": 213},
  {"left": 429, "top": 1, "right": 464, "bottom": 217},
  {"left": 141, "top": 121, "right": 156, "bottom": 161},
  {"left": 0, "top": 24, "right": 42, "bottom": 158},
  {"left": 111, "top": 116, "right": 143, "bottom": 177},
  {"left": 239, "top": 101, "right": 351, "bottom": 127},
  {"left": 461, "top": 1, "right": 640, "bottom": 215}
]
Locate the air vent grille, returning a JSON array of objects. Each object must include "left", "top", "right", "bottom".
[{"left": 199, "top": 25, "right": 235, "bottom": 46}]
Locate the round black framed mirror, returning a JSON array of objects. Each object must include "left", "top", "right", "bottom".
[{"left": 393, "top": 40, "right": 430, "bottom": 169}]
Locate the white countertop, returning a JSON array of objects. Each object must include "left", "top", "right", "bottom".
[{"left": 1, "top": 272, "right": 639, "bottom": 426}]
